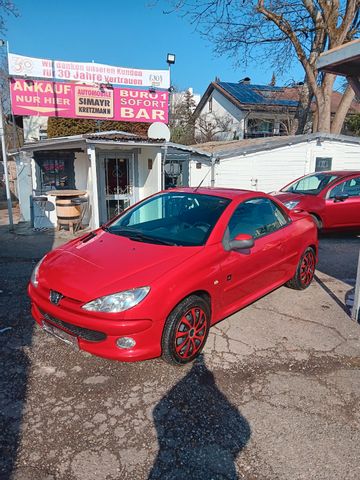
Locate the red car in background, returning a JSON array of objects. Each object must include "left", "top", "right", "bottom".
[
  {"left": 272, "top": 171, "right": 360, "bottom": 230},
  {"left": 28, "top": 188, "right": 317, "bottom": 366}
]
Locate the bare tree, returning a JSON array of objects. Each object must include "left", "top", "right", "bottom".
[
  {"left": 0, "top": 2, "right": 19, "bottom": 150},
  {"left": 195, "top": 112, "right": 234, "bottom": 143},
  {"left": 167, "top": 1, "right": 360, "bottom": 134},
  {"left": 279, "top": 113, "right": 303, "bottom": 135},
  {"left": 0, "top": 1, "right": 17, "bottom": 31},
  {"left": 0, "top": 2, "right": 18, "bottom": 85}
]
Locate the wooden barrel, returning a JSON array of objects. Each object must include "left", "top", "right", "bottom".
[{"left": 55, "top": 198, "right": 82, "bottom": 226}]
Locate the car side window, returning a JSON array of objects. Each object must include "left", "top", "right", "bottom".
[
  {"left": 228, "top": 198, "right": 288, "bottom": 240},
  {"left": 329, "top": 177, "right": 360, "bottom": 198}
]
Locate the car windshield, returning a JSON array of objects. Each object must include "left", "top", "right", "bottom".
[
  {"left": 281, "top": 173, "right": 339, "bottom": 195},
  {"left": 105, "top": 192, "right": 231, "bottom": 246}
]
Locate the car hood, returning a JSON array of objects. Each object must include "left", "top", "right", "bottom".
[
  {"left": 40, "top": 230, "right": 202, "bottom": 302},
  {"left": 272, "top": 192, "right": 305, "bottom": 204}
]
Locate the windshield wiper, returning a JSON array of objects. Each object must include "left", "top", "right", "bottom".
[
  {"left": 81, "top": 231, "right": 97, "bottom": 243},
  {"left": 107, "top": 227, "right": 177, "bottom": 245},
  {"left": 128, "top": 233, "right": 177, "bottom": 246},
  {"left": 284, "top": 190, "right": 305, "bottom": 195}
]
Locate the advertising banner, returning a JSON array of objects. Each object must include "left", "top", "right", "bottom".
[
  {"left": 8, "top": 53, "right": 170, "bottom": 89},
  {"left": 10, "top": 79, "right": 169, "bottom": 123}
]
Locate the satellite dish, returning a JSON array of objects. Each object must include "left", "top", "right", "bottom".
[{"left": 148, "top": 122, "right": 171, "bottom": 142}]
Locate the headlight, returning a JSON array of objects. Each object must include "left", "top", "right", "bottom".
[
  {"left": 283, "top": 200, "right": 300, "bottom": 210},
  {"left": 30, "top": 256, "right": 46, "bottom": 287},
  {"left": 82, "top": 287, "right": 150, "bottom": 313}
]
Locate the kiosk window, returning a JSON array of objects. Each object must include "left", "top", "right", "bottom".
[{"left": 35, "top": 152, "right": 75, "bottom": 193}]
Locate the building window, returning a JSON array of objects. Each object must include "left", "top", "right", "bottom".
[
  {"left": 315, "top": 157, "right": 332, "bottom": 172},
  {"left": 246, "top": 118, "right": 274, "bottom": 138},
  {"left": 34, "top": 151, "right": 75, "bottom": 193},
  {"left": 209, "top": 97, "right": 213, "bottom": 113}
]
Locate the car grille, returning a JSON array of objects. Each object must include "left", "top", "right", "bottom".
[{"left": 39, "top": 309, "right": 107, "bottom": 343}]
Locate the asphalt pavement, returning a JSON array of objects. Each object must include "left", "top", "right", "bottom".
[{"left": 1, "top": 219, "right": 360, "bottom": 480}]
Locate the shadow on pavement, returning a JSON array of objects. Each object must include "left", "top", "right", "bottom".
[
  {"left": 314, "top": 274, "right": 350, "bottom": 315},
  {"left": 317, "top": 231, "right": 360, "bottom": 281},
  {"left": 0, "top": 223, "right": 55, "bottom": 480},
  {"left": 148, "top": 354, "right": 251, "bottom": 480},
  {"left": 316, "top": 231, "right": 360, "bottom": 317}
]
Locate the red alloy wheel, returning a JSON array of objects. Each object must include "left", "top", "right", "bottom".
[
  {"left": 300, "top": 250, "right": 315, "bottom": 286},
  {"left": 174, "top": 307, "right": 208, "bottom": 359}
]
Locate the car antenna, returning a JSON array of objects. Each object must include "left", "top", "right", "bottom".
[{"left": 193, "top": 156, "right": 215, "bottom": 192}]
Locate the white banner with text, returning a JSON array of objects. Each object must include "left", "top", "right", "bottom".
[{"left": 8, "top": 53, "right": 170, "bottom": 89}]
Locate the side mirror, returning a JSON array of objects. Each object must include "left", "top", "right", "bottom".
[
  {"left": 229, "top": 233, "right": 255, "bottom": 250},
  {"left": 334, "top": 193, "right": 349, "bottom": 202}
]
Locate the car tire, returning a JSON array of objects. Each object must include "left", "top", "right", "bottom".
[
  {"left": 162, "top": 295, "right": 211, "bottom": 366},
  {"left": 286, "top": 247, "right": 316, "bottom": 290},
  {"left": 310, "top": 214, "right": 322, "bottom": 230}
]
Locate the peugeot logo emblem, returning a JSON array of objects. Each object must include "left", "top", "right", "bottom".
[{"left": 49, "top": 290, "right": 63, "bottom": 305}]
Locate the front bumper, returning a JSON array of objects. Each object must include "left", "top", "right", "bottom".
[{"left": 28, "top": 283, "right": 162, "bottom": 362}]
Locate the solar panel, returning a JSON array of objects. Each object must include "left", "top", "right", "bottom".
[
  {"left": 218, "top": 82, "right": 298, "bottom": 107},
  {"left": 250, "top": 84, "right": 283, "bottom": 91},
  {"left": 273, "top": 99, "right": 299, "bottom": 106},
  {"left": 219, "top": 82, "right": 264, "bottom": 104}
]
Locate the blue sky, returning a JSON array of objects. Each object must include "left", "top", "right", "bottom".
[{"left": 4, "top": 0, "right": 304, "bottom": 95}]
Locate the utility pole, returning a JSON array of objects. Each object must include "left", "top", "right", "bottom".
[
  {"left": 316, "top": 41, "right": 360, "bottom": 323},
  {"left": 0, "top": 38, "right": 14, "bottom": 230},
  {"left": 210, "top": 155, "right": 215, "bottom": 187},
  {"left": 352, "top": 251, "right": 360, "bottom": 323},
  {"left": 0, "top": 97, "right": 14, "bottom": 230}
]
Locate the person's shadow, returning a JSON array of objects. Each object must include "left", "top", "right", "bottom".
[{"left": 148, "top": 355, "right": 251, "bottom": 480}]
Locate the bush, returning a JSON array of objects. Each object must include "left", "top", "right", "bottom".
[{"left": 47, "top": 118, "right": 149, "bottom": 138}]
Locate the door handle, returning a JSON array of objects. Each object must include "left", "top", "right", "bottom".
[{"left": 266, "top": 241, "right": 284, "bottom": 249}]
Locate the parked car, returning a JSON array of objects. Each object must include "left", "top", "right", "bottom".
[
  {"left": 28, "top": 188, "right": 317, "bottom": 366},
  {"left": 272, "top": 170, "right": 360, "bottom": 230}
]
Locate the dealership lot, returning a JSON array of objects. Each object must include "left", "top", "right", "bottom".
[{"left": 1, "top": 224, "right": 360, "bottom": 480}]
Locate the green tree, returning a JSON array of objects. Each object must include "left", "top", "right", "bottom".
[
  {"left": 269, "top": 72, "right": 276, "bottom": 87},
  {"left": 169, "top": 89, "right": 196, "bottom": 144},
  {"left": 345, "top": 114, "right": 360, "bottom": 135}
]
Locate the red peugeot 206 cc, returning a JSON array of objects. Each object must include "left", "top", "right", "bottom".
[
  {"left": 29, "top": 188, "right": 317, "bottom": 365},
  {"left": 272, "top": 170, "right": 360, "bottom": 231}
]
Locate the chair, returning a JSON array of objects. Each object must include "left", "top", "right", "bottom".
[
  {"left": 71, "top": 197, "right": 88, "bottom": 232},
  {"left": 32, "top": 196, "right": 54, "bottom": 230}
]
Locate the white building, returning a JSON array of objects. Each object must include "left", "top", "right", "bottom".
[
  {"left": 193, "top": 80, "right": 300, "bottom": 142},
  {"left": 193, "top": 80, "right": 360, "bottom": 142},
  {"left": 22, "top": 116, "right": 48, "bottom": 142},
  {"left": 189, "top": 133, "right": 360, "bottom": 192}
]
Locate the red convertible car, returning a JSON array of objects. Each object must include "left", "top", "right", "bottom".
[
  {"left": 272, "top": 170, "right": 360, "bottom": 230},
  {"left": 29, "top": 188, "right": 317, "bottom": 365}
]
